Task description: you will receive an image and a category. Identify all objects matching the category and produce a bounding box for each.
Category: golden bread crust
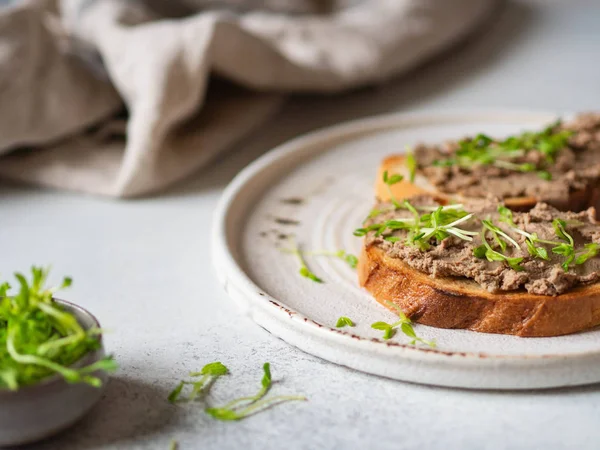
[358,245,600,337]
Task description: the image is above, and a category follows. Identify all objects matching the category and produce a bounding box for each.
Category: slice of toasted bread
[378,155,600,212]
[358,244,600,337]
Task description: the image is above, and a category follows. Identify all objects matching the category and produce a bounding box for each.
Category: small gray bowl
[0,299,108,447]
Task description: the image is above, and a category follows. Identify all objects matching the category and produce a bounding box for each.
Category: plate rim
[212,109,600,368]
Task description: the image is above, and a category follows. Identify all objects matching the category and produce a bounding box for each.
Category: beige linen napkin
[0,0,497,197]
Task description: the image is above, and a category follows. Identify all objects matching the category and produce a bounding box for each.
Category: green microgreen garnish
[483,209,553,266]
[538,171,552,180]
[282,238,358,281]
[168,361,229,403]
[481,219,520,251]
[371,322,396,340]
[525,239,550,261]
[504,214,598,268]
[492,160,537,173]
[362,199,466,223]
[418,207,478,244]
[497,205,515,227]
[473,245,487,259]
[476,214,598,271]
[304,250,358,269]
[575,243,600,265]
[431,122,572,179]
[335,316,355,328]
[551,219,576,271]
[402,200,424,247]
[474,224,524,271]
[371,301,435,347]
[406,148,417,183]
[282,238,323,283]
[382,170,404,208]
[354,219,414,238]
[0,267,117,391]
[299,267,322,282]
[356,203,477,251]
[205,363,307,421]
[502,208,558,260]
[169,440,179,450]
[552,218,574,246]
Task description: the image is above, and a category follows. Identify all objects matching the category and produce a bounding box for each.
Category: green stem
[233,395,307,418]
[386,184,402,209]
[511,227,562,246]
[37,302,85,336]
[188,374,211,401]
[6,325,80,381]
[38,333,83,355]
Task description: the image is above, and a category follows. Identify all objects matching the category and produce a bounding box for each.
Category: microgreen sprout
[431,122,572,179]
[552,219,577,271]
[382,170,404,208]
[492,160,537,174]
[538,171,552,181]
[497,205,515,227]
[473,225,524,271]
[418,207,478,243]
[169,440,179,450]
[371,321,395,340]
[371,301,435,347]
[303,250,358,269]
[0,267,117,390]
[525,239,550,261]
[416,203,466,212]
[499,213,599,268]
[356,203,477,251]
[168,362,229,403]
[405,148,417,183]
[335,316,355,328]
[575,243,600,265]
[354,218,416,238]
[481,219,521,251]
[553,218,574,246]
[205,363,307,421]
[402,199,423,246]
[362,200,465,223]
[281,237,323,283]
[281,238,358,281]
[507,221,559,262]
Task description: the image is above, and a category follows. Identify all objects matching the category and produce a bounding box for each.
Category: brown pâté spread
[364,195,600,296]
[413,114,600,205]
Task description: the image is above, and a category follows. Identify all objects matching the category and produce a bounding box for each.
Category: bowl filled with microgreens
[0,267,117,447]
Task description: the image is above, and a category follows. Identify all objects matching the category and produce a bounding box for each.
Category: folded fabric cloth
[0,0,497,197]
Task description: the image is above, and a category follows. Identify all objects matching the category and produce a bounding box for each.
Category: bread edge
[358,245,600,337]
[378,154,600,212]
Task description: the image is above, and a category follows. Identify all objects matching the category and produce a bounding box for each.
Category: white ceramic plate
[212,111,600,390]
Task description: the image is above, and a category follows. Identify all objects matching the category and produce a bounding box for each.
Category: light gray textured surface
[2,1,600,449]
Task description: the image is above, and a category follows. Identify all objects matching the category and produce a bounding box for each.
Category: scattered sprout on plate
[335,316,355,328]
[371,301,435,348]
[280,237,358,282]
